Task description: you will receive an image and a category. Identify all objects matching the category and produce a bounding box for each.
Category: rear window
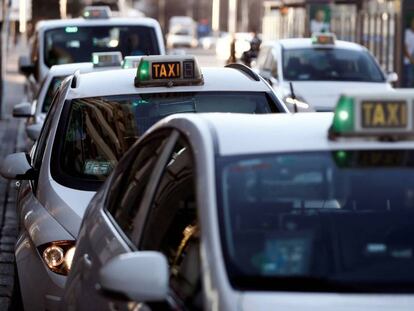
[52,91,276,190]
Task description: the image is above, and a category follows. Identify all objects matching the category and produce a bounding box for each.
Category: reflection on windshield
[283,48,385,82]
[217,151,414,292]
[58,92,273,185]
[44,25,159,67]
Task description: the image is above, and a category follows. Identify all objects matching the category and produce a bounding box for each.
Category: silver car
[13,53,123,143]
[63,93,414,310]
[1,55,287,311]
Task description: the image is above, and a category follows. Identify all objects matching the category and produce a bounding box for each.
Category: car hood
[240,292,414,311]
[282,81,393,111]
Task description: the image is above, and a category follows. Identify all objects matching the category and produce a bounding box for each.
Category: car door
[134,135,203,311]
[63,130,180,311]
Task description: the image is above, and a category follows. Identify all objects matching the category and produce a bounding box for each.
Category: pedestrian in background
[404,17,414,87]
[310,9,330,34]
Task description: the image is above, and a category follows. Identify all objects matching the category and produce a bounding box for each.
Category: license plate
[361,101,408,129]
[152,62,181,79]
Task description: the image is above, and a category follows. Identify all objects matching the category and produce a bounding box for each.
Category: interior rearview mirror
[26,123,42,141]
[99,252,168,302]
[0,152,36,180]
[387,72,398,83]
[13,102,33,118]
[18,56,35,77]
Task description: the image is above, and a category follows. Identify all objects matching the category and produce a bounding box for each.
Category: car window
[140,138,202,309]
[106,134,169,240]
[32,79,68,171]
[42,76,65,113]
[52,91,275,190]
[283,48,385,82]
[216,150,414,292]
[44,25,160,67]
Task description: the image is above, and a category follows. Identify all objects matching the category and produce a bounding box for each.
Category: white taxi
[63,91,414,310]
[18,6,164,95]
[13,52,123,143]
[255,33,397,111]
[0,56,287,311]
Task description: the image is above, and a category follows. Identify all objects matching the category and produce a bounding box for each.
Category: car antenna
[289,81,298,113]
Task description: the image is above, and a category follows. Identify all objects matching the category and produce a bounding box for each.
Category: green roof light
[332,96,355,134]
[137,60,150,81]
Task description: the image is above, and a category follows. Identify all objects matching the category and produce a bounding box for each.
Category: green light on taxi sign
[137,60,150,82]
[332,96,355,134]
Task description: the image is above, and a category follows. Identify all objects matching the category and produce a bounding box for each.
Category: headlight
[38,241,76,275]
[284,96,310,109]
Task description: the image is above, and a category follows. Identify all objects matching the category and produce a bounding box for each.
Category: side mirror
[387,72,398,83]
[0,152,36,180]
[26,123,42,141]
[99,252,168,302]
[18,56,35,77]
[13,102,33,118]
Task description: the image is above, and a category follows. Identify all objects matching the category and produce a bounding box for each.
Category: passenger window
[107,135,168,240]
[140,138,202,310]
[32,80,68,171]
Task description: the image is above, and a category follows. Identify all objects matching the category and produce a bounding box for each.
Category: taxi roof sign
[83,6,111,19]
[92,52,122,68]
[329,90,414,140]
[311,33,336,45]
[122,56,142,69]
[134,55,203,87]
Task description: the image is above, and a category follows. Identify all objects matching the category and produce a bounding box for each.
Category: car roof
[48,62,120,77]
[158,113,414,156]
[66,67,272,99]
[264,38,365,51]
[35,17,160,31]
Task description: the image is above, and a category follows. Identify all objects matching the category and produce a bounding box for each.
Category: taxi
[255,33,397,111]
[0,56,287,311]
[13,52,123,143]
[18,5,164,96]
[62,91,414,310]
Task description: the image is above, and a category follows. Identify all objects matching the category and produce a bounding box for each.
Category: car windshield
[44,25,159,67]
[217,150,414,293]
[283,48,385,82]
[54,92,274,189]
[42,76,65,113]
